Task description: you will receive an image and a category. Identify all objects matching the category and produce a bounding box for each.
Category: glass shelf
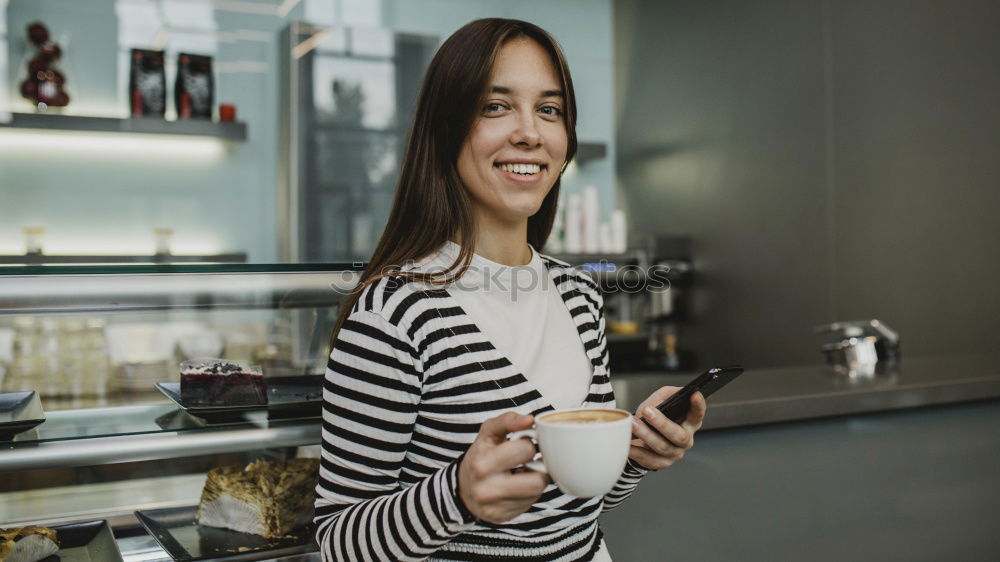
[0,112,248,142]
[1,403,321,471]
[9,401,321,444]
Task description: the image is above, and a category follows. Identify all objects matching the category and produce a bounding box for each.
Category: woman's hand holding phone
[457,412,552,524]
[629,366,743,470]
[628,387,707,471]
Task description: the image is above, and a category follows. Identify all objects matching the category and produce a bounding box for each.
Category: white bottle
[564,194,583,253]
[548,198,565,253]
[582,186,600,253]
[611,209,627,253]
[599,222,613,253]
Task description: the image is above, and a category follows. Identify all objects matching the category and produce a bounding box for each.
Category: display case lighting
[0,238,224,257]
[0,129,225,159]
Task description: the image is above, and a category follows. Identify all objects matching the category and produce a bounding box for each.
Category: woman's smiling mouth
[493,161,547,183]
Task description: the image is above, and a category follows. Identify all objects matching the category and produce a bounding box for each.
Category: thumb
[480,411,534,442]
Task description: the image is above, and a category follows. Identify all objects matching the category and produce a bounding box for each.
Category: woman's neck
[465,212,532,266]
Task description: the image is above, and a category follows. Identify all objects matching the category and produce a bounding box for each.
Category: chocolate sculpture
[19,22,70,109]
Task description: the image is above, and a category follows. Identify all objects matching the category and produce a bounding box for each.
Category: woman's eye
[483,102,507,115]
[539,106,562,118]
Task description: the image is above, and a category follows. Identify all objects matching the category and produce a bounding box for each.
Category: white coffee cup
[510,407,633,497]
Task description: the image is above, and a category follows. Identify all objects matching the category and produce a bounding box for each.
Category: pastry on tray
[0,525,59,562]
[180,359,267,406]
[197,458,320,538]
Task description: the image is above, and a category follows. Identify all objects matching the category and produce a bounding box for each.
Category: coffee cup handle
[507,429,547,474]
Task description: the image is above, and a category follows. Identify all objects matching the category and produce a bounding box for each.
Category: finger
[479,471,551,503]
[479,412,534,443]
[508,470,552,493]
[630,415,673,454]
[684,391,708,430]
[484,435,540,472]
[641,406,693,450]
[628,445,676,471]
[640,386,682,411]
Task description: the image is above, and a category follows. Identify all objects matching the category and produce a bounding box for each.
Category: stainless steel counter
[611,353,1000,430]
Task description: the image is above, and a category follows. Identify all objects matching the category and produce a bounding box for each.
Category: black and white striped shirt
[315,254,648,560]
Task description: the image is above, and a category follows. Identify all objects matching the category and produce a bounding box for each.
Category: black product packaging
[128,48,166,117]
[175,52,214,119]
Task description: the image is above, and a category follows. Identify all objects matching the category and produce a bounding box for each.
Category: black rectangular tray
[38,519,123,562]
[155,376,323,421]
[0,390,45,441]
[135,506,316,561]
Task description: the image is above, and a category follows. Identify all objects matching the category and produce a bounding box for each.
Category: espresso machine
[553,235,694,372]
[637,235,694,371]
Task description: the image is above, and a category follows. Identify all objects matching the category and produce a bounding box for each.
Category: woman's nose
[510,114,542,148]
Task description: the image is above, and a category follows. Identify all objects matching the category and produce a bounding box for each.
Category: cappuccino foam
[540,409,629,425]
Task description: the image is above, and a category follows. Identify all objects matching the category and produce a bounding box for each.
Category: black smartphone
[642,365,744,428]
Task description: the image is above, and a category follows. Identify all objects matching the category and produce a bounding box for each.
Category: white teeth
[498,163,542,175]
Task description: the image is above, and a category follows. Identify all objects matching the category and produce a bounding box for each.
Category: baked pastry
[0,525,59,562]
[197,458,320,538]
[180,359,267,406]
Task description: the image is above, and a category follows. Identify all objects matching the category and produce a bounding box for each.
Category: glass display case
[0,263,360,560]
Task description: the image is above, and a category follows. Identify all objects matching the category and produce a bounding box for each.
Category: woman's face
[456,38,569,229]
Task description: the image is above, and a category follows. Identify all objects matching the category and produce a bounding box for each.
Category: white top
[420,241,594,409]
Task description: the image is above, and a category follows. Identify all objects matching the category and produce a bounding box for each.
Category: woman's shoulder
[537,252,602,297]
[350,274,452,331]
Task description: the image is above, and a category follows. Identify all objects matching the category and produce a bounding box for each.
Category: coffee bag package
[128,48,166,117]
[175,52,214,119]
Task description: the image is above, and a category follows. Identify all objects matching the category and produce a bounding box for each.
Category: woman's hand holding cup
[458,412,551,524]
[629,386,707,471]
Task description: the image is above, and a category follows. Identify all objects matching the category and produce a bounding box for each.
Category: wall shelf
[0,112,247,141]
[577,141,608,161]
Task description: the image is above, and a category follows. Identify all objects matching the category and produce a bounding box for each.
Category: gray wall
[615,0,999,368]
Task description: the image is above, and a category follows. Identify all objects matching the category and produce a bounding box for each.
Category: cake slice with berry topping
[180,359,267,406]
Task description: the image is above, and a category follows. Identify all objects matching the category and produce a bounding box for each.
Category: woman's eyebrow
[489,85,564,98]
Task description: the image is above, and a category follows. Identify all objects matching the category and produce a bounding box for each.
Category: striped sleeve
[601,459,650,512]
[314,309,476,560]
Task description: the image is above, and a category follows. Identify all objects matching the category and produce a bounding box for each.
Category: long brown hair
[330,18,578,345]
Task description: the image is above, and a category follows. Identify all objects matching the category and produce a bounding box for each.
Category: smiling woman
[315,18,705,562]
[323,19,578,307]
[456,38,570,233]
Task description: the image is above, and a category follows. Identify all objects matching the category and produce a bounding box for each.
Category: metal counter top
[611,353,1000,430]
